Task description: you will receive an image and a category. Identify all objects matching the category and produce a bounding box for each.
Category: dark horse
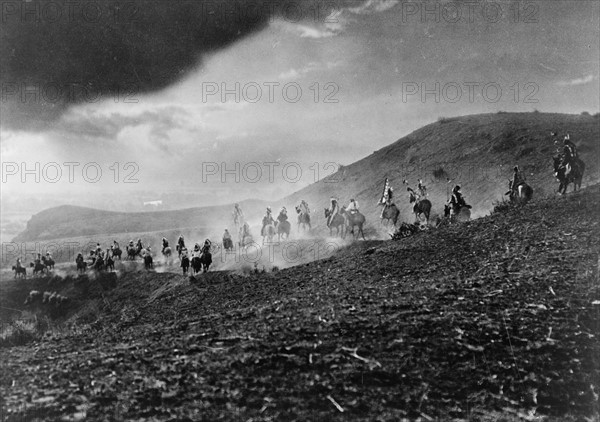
[505,180,533,204]
[30,261,47,276]
[12,266,26,279]
[553,156,585,195]
[295,205,311,232]
[444,203,471,222]
[112,247,122,260]
[76,256,87,273]
[191,252,211,274]
[408,190,431,225]
[41,256,55,270]
[380,203,400,227]
[324,208,345,237]
[340,206,366,240]
[126,244,142,260]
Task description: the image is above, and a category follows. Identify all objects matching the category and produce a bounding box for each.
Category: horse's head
[295,205,301,214]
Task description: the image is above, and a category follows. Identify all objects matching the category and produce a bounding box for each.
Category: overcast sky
[1,0,598,205]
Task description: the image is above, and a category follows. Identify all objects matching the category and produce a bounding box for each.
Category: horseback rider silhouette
[417,179,427,198]
[201,239,211,254]
[449,185,471,210]
[277,207,288,222]
[192,243,201,258]
[347,198,359,214]
[161,237,169,253]
[261,207,275,236]
[561,134,578,175]
[223,229,233,250]
[327,197,339,225]
[510,165,525,194]
[16,257,22,269]
[300,200,310,215]
[233,203,244,226]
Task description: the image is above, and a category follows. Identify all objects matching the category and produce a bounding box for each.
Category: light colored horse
[295,205,311,232]
[262,223,276,245]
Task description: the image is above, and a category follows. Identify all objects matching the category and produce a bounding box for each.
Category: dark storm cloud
[0,0,345,129]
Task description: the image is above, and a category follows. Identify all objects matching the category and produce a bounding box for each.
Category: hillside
[12,112,600,244]
[283,112,600,227]
[1,184,598,421]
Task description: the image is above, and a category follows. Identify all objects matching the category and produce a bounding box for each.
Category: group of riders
[12,134,583,274]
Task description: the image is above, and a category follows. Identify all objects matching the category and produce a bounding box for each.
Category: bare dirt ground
[1,186,598,421]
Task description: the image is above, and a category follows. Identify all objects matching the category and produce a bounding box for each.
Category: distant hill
[13,199,269,242]
[283,112,599,228]
[13,112,599,243]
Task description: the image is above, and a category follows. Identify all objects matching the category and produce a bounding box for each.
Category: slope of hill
[283,112,599,229]
[1,184,598,421]
[12,112,600,244]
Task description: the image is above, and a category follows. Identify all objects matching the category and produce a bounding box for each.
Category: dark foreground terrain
[1,186,599,421]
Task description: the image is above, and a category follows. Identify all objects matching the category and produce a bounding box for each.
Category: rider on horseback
[327,197,339,226]
[300,200,310,215]
[162,237,169,252]
[16,257,22,269]
[261,207,275,236]
[113,240,120,250]
[201,239,211,254]
[561,134,578,175]
[417,179,427,198]
[510,165,525,195]
[347,198,359,214]
[136,239,143,250]
[192,243,201,258]
[233,203,244,225]
[223,229,233,249]
[449,185,471,209]
[277,207,288,222]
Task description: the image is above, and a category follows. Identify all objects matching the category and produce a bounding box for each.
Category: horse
[339,206,366,240]
[444,203,471,222]
[92,255,105,271]
[408,191,432,225]
[144,254,153,270]
[181,255,190,275]
[505,180,533,204]
[12,266,26,279]
[380,203,400,228]
[126,245,142,260]
[76,256,87,273]
[239,224,253,249]
[262,223,276,245]
[30,261,47,276]
[223,237,234,252]
[324,208,345,238]
[553,155,585,195]
[112,247,122,260]
[295,205,311,232]
[190,256,204,275]
[105,249,115,271]
[200,251,212,273]
[41,256,55,270]
[276,220,291,242]
[162,246,173,264]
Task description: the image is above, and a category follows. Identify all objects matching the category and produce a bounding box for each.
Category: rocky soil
[1,186,598,421]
